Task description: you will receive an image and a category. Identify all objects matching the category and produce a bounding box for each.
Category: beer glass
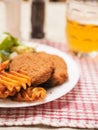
[66,0,98,57]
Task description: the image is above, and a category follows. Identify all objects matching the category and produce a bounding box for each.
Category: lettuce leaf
[0,32,21,52]
[0,32,36,62]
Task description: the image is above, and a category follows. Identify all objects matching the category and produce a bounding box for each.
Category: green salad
[0,32,35,63]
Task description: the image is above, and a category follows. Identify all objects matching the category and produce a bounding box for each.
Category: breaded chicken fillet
[37,52,68,87]
[46,54,68,86]
[10,52,54,86]
[35,52,68,87]
[10,51,68,88]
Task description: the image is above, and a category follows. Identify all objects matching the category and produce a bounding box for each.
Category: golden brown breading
[10,52,54,87]
[38,52,68,87]
[46,54,68,86]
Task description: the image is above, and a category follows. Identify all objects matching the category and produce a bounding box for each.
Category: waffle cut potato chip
[0,60,10,72]
[12,87,46,102]
[0,71,31,98]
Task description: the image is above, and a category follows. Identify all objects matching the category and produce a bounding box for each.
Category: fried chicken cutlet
[46,54,68,87]
[37,52,68,87]
[10,52,54,87]
[10,52,68,88]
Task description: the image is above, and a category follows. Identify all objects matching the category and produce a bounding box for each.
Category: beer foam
[67,1,98,25]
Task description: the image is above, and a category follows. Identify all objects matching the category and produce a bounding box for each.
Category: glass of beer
[66,0,98,57]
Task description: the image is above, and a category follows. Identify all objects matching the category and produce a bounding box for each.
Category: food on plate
[40,53,68,87]
[12,87,46,102]
[0,32,69,102]
[0,60,10,71]
[10,52,54,86]
[10,52,68,88]
[47,54,68,86]
[0,32,35,63]
[0,51,69,102]
[0,70,31,98]
[35,52,68,87]
[0,51,68,102]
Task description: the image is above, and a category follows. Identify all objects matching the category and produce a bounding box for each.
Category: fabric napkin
[0,39,98,128]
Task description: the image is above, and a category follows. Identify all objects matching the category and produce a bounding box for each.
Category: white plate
[0,42,80,108]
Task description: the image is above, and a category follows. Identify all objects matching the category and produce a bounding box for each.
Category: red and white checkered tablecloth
[0,40,98,128]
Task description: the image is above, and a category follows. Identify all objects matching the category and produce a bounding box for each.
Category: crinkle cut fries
[0,60,46,101]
